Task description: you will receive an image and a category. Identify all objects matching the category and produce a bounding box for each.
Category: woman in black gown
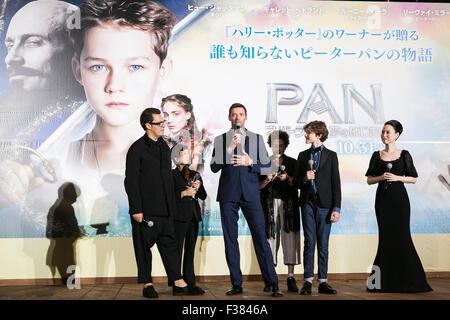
[365,120,432,293]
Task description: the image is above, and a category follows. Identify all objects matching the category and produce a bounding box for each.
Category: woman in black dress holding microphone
[365,120,432,293]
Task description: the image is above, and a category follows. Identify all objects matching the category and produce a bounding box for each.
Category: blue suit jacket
[210,129,270,202]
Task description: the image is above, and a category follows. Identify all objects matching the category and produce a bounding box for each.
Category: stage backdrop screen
[0,0,449,238]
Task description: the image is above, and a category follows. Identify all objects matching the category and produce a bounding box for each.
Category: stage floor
[0,278,449,300]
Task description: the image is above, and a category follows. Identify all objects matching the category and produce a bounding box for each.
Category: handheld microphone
[308,160,314,171]
[234,122,245,154]
[272,165,286,181]
[384,162,392,190]
[307,159,315,186]
[191,172,200,182]
[386,162,393,172]
[142,219,154,228]
[191,172,200,192]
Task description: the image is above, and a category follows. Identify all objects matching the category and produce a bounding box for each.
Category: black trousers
[174,219,199,286]
[131,216,182,284]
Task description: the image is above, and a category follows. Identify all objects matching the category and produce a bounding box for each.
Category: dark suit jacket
[210,129,270,202]
[172,168,207,222]
[124,134,177,218]
[293,147,341,209]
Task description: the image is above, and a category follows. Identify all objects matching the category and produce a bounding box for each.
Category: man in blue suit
[210,103,282,297]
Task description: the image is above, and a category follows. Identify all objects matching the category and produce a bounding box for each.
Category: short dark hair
[303,120,329,142]
[267,130,290,148]
[71,0,176,65]
[384,120,403,136]
[140,107,161,130]
[228,103,247,116]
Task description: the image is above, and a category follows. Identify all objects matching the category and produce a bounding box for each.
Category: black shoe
[318,282,337,294]
[143,285,159,298]
[188,285,205,295]
[287,277,298,292]
[173,285,190,296]
[299,281,312,295]
[263,285,271,292]
[226,285,243,295]
[271,283,283,297]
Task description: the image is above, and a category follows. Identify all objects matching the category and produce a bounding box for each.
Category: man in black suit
[124,108,194,298]
[293,120,341,295]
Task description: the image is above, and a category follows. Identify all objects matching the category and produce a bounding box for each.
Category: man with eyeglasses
[124,108,201,298]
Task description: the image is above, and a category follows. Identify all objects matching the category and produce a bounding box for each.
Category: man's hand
[330,211,340,223]
[133,213,143,223]
[306,170,316,181]
[232,152,253,167]
[278,172,288,181]
[227,134,242,153]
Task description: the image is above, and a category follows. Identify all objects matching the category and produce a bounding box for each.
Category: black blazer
[293,147,341,209]
[172,168,207,222]
[124,134,177,218]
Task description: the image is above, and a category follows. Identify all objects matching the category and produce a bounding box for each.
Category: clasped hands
[182,180,201,198]
[382,172,401,182]
[265,172,288,182]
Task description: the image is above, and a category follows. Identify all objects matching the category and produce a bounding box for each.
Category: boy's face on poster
[73,24,169,127]
[162,101,191,135]
[4,6,65,93]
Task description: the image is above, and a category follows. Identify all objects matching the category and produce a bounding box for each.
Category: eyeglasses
[149,120,166,127]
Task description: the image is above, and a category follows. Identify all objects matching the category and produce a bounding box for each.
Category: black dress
[365,150,432,293]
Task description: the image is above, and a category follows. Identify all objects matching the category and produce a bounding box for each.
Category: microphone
[307,159,315,186]
[191,172,200,183]
[386,162,393,172]
[234,122,245,154]
[272,165,286,181]
[142,218,154,228]
[384,162,392,190]
[191,172,200,192]
[308,159,314,172]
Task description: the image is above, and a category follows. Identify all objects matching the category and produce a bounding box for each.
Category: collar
[310,144,324,154]
[144,133,161,146]
[179,164,189,173]
[229,127,248,133]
